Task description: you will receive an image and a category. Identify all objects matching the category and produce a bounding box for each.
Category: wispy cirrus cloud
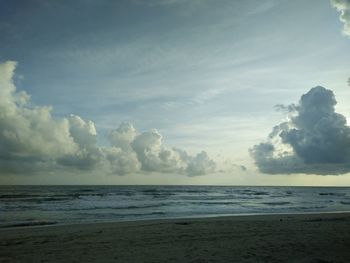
[331,0,350,36]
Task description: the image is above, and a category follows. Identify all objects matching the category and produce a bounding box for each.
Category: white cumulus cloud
[250,86,350,175]
[0,61,216,176]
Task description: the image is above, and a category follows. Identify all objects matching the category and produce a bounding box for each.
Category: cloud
[330,0,350,36]
[250,86,350,175]
[0,61,78,173]
[131,130,187,173]
[0,61,215,176]
[56,115,102,170]
[185,151,216,176]
[107,125,217,176]
[108,122,137,151]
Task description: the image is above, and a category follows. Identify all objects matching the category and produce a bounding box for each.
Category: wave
[120,211,166,217]
[1,196,76,203]
[190,201,241,205]
[53,203,169,212]
[85,211,167,218]
[319,192,346,196]
[298,206,327,210]
[75,189,95,192]
[2,186,350,228]
[0,221,57,228]
[235,189,270,196]
[1,193,110,203]
[237,196,264,200]
[262,202,291,206]
[140,188,211,194]
[0,194,41,199]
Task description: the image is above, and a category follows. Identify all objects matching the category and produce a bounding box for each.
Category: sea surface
[1,185,350,228]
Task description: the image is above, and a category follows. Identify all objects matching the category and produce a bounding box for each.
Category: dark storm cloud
[250,86,350,175]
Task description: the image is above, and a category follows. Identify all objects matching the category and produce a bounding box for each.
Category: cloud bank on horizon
[250,86,350,175]
[331,0,350,36]
[0,61,215,176]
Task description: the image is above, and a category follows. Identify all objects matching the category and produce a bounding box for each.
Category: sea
[1,185,350,228]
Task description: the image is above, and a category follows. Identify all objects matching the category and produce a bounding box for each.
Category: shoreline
[2,210,350,230]
[1,212,350,262]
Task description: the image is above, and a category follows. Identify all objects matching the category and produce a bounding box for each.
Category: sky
[0,0,350,185]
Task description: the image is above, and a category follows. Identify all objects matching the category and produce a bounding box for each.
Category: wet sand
[1,213,350,262]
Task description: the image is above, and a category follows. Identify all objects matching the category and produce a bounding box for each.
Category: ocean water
[1,185,350,228]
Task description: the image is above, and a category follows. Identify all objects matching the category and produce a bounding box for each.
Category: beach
[1,212,350,263]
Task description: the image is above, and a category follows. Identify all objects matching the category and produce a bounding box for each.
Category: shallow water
[0,185,349,227]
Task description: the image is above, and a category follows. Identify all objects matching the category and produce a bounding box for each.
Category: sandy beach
[1,213,350,263]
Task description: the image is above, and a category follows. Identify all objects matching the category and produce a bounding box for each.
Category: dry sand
[1,213,350,262]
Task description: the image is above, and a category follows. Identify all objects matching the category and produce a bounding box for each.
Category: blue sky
[0,0,350,185]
